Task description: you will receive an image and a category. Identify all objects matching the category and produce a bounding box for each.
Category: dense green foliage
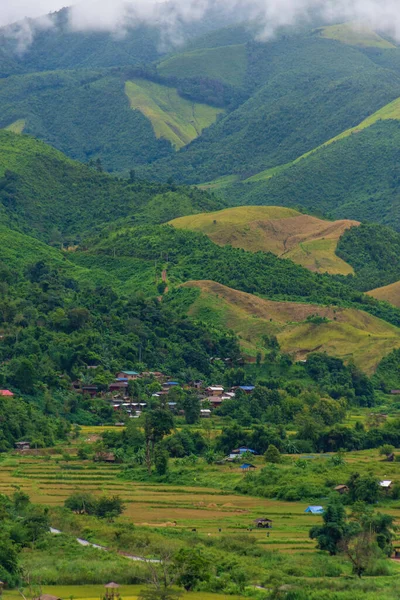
[0,131,224,242]
[228,121,400,230]
[141,35,400,183]
[336,224,400,290]
[0,492,50,586]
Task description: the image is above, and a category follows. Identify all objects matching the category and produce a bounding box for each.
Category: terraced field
[170,206,359,275]
[368,281,400,308]
[0,451,320,553]
[183,280,400,371]
[125,79,223,149]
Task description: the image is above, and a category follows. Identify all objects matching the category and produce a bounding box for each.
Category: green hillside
[0,130,224,241]
[125,79,224,149]
[228,120,400,230]
[0,69,174,172]
[140,33,400,183]
[157,44,248,87]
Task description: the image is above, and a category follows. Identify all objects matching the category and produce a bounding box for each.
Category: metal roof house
[305,506,324,514]
[240,463,256,471]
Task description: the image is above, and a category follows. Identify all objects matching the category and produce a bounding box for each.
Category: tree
[138,548,182,600]
[94,495,125,520]
[347,473,381,504]
[182,392,200,425]
[174,547,212,591]
[309,496,349,555]
[339,530,380,578]
[154,444,169,476]
[65,492,97,514]
[264,444,281,464]
[144,410,174,474]
[379,444,395,459]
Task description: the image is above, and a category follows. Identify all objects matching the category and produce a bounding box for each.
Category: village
[69,369,256,419]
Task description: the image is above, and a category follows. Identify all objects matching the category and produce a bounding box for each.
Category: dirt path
[50,527,160,563]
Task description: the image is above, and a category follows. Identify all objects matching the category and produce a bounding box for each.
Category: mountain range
[1,10,400,396]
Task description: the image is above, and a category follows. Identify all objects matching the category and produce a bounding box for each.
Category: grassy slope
[368,281,400,308]
[247,93,400,182]
[4,119,25,134]
[170,206,359,275]
[318,23,396,48]
[157,44,248,87]
[125,79,224,149]
[184,280,400,373]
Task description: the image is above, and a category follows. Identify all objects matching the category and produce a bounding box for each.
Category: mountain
[139,26,400,184]
[183,280,400,373]
[169,206,359,275]
[221,107,400,230]
[0,130,224,242]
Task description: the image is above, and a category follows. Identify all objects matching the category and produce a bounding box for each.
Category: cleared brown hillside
[184,280,400,373]
[368,281,400,308]
[170,206,359,275]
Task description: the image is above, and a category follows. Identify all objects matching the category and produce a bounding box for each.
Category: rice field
[4,585,243,600]
[0,451,321,552]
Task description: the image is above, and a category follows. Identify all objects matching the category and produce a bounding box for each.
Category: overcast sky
[3,1,400,42]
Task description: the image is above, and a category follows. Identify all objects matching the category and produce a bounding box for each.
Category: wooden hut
[334,485,349,495]
[104,583,120,600]
[254,518,273,529]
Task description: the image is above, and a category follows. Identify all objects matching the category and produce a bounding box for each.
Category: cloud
[3,0,400,52]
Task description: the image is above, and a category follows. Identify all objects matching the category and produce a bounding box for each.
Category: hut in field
[254,518,273,528]
[334,485,349,495]
[104,583,120,600]
[240,463,256,471]
[33,595,62,600]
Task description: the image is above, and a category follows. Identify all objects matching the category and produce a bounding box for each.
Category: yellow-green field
[318,22,396,48]
[4,119,26,134]
[183,280,400,372]
[158,44,247,87]
[125,79,223,149]
[170,206,359,275]
[368,280,400,308]
[4,445,400,555]
[0,452,322,553]
[4,585,243,600]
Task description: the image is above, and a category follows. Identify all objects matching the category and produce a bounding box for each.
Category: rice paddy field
[3,436,400,554]
[3,585,243,600]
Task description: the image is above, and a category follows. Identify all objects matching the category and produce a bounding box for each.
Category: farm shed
[240,463,256,471]
[15,441,31,451]
[334,485,349,494]
[254,518,273,528]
